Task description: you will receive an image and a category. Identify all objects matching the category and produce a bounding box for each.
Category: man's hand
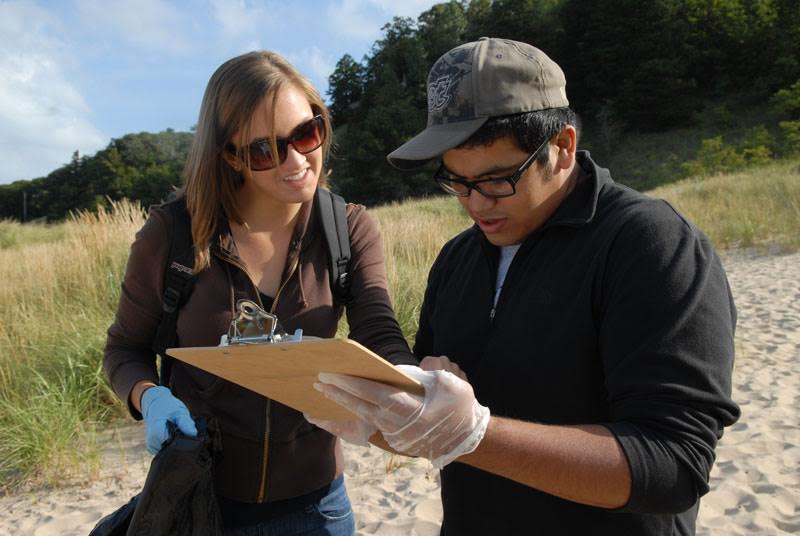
[314,365,490,468]
[419,355,468,381]
[141,386,197,454]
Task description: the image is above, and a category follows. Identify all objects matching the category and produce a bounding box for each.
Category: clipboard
[165,300,423,421]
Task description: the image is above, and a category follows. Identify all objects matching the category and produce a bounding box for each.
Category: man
[313,38,740,534]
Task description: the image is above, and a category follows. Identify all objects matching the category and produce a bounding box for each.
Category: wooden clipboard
[167,339,423,421]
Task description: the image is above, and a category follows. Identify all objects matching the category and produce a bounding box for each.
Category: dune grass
[0,219,67,250]
[650,159,800,252]
[0,160,798,489]
[0,200,145,489]
[335,196,470,343]
[369,197,470,343]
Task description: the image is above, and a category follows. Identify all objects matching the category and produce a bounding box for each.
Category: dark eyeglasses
[434,137,550,198]
[226,115,326,171]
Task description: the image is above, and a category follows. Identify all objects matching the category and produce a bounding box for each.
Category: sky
[0,0,441,184]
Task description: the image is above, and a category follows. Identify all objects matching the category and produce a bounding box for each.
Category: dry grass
[371,197,470,343]
[0,200,145,487]
[651,160,800,252]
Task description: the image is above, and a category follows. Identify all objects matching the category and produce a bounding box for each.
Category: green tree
[0,130,193,220]
[418,1,468,64]
[561,0,699,130]
[772,80,800,155]
[680,0,783,98]
[469,0,566,58]
[327,54,365,126]
[330,17,436,205]
[463,0,491,41]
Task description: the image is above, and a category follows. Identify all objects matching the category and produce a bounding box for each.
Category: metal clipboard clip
[219,299,316,347]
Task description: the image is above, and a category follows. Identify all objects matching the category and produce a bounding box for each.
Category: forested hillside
[0,130,192,221]
[2,0,798,218]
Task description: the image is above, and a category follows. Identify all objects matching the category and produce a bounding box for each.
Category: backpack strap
[314,188,352,305]
[152,196,196,386]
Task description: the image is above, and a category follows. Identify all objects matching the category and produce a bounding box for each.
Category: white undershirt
[494,244,521,306]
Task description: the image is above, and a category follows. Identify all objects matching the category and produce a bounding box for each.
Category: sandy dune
[0,251,797,535]
[696,251,800,536]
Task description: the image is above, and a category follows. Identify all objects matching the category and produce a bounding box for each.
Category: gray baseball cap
[387,37,569,170]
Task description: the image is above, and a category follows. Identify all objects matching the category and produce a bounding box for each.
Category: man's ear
[554,126,577,171]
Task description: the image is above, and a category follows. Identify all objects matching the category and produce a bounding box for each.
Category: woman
[103,51,416,535]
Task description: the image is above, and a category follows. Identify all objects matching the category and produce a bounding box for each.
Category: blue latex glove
[141,386,197,454]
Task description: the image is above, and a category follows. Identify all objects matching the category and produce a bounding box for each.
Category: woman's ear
[222,151,242,172]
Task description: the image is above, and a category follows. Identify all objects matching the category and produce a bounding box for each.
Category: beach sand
[1,251,797,535]
[696,251,800,536]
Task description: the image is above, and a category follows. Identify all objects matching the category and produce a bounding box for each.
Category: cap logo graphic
[428,75,454,112]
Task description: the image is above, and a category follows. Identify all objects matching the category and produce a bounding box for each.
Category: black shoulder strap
[315,188,352,305]
[152,196,196,386]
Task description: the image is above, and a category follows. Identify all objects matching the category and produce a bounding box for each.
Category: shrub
[778,120,800,156]
[681,128,774,177]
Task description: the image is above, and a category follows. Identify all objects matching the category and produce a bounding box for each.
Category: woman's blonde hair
[183,51,333,271]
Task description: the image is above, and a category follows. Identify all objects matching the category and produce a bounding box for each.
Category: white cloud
[210,0,271,54]
[326,0,385,41]
[326,0,439,41]
[364,0,441,17]
[212,0,267,38]
[0,0,105,183]
[285,46,336,90]
[209,2,335,91]
[74,0,194,55]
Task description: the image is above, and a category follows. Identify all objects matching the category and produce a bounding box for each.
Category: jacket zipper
[218,250,299,503]
[256,253,300,502]
[488,251,499,324]
[222,254,273,502]
[270,255,299,314]
[488,246,523,325]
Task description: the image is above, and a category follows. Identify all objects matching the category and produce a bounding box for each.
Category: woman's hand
[141,386,197,454]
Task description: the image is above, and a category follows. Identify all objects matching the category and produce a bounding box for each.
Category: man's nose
[464,188,497,213]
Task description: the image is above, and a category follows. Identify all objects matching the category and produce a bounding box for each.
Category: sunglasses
[226,115,326,171]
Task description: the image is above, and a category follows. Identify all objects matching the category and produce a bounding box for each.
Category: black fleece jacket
[415,151,740,535]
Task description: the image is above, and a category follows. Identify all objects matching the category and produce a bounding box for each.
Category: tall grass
[0,200,145,488]
[371,197,471,344]
[651,160,800,251]
[335,196,471,343]
[1,161,797,489]
[0,219,67,250]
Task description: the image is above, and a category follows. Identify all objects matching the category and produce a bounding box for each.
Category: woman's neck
[233,189,303,234]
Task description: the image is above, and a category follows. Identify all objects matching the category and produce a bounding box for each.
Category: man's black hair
[459,107,580,166]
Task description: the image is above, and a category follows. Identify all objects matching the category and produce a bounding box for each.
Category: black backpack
[151,188,351,385]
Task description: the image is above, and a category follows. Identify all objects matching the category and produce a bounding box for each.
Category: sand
[1,250,797,535]
[696,251,800,536]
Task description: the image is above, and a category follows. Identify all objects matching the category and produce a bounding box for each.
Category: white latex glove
[315,365,490,469]
[303,412,377,447]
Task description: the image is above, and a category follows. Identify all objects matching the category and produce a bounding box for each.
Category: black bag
[89,419,223,536]
[88,495,138,536]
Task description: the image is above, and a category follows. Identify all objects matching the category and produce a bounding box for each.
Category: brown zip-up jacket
[104,193,417,503]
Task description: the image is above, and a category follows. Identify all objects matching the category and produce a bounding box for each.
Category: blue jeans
[223,476,354,536]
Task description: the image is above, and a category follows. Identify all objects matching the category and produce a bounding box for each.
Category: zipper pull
[489,307,496,321]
